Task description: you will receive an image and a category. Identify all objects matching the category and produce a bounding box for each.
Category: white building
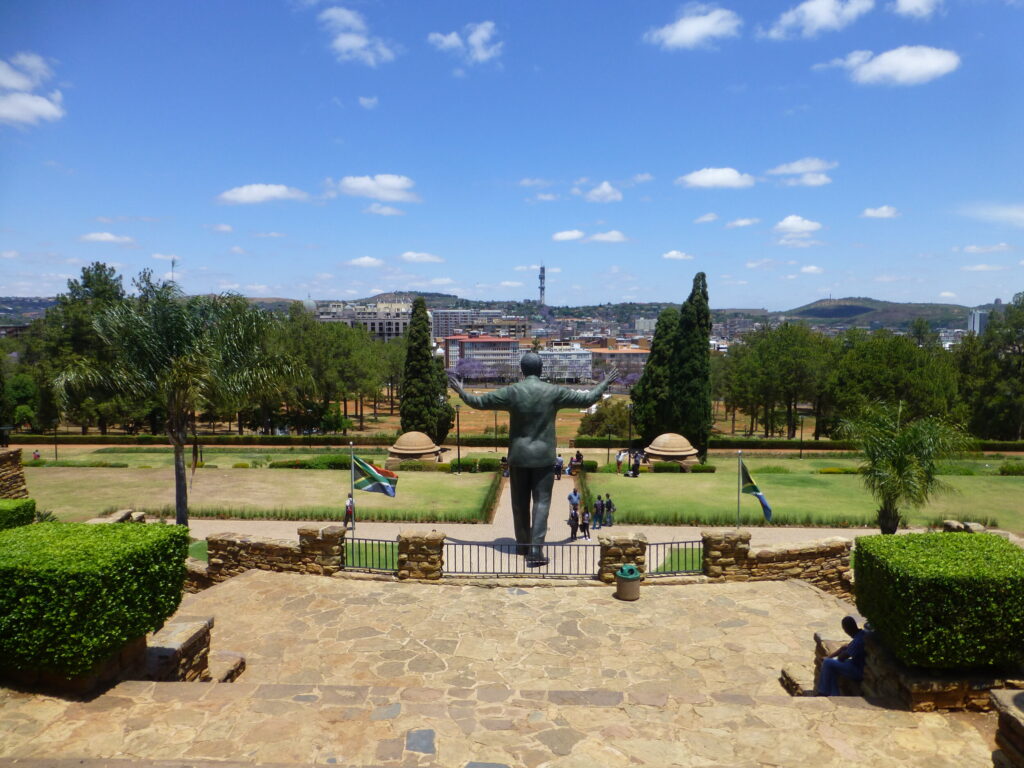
[968,309,989,335]
[315,301,416,342]
[539,343,592,382]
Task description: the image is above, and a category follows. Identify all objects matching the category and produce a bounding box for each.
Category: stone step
[208,649,246,682]
[780,664,816,696]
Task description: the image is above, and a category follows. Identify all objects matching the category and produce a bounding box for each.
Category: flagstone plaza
[0,569,997,767]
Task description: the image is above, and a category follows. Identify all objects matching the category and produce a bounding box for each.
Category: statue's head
[520,351,542,377]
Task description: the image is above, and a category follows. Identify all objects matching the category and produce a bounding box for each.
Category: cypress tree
[674,273,713,460]
[630,307,680,446]
[400,297,450,444]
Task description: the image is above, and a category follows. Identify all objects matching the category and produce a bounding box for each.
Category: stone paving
[0,571,997,767]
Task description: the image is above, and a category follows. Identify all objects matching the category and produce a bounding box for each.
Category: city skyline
[1,1,1022,310]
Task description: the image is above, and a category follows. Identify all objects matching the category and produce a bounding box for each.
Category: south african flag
[353,456,398,497]
[741,461,772,522]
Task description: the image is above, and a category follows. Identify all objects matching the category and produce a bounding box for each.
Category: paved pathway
[0,572,996,766]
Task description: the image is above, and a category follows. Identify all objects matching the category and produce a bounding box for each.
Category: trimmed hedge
[477,457,501,472]
[652,461,681,473]
[449,458,478,473]
[0,522,189,677]
[0,499,36,530]
[690,463,717,473]
[999,461,1024,476]
[268,454,352,470]
[855,533,1024,670]
[819,467,860,474]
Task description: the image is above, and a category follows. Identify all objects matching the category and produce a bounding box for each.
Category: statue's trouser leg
[528,465,555,558]
[508,466,533,555]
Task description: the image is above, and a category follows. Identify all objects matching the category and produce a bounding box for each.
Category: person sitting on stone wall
[816,616,867,696]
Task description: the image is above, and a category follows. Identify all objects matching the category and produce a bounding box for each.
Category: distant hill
[781,297,971,328]
[0,296,57,325]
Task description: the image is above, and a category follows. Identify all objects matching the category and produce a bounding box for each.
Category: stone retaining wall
[397,529,445,580]
[146,616,213,682]
[0,448,29,499]
[597,533,647,584]
[701,530,852,599]
[993,690,1024,767]
[203,525,346,584]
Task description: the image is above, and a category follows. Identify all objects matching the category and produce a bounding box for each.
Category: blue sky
[1,0,1022,310]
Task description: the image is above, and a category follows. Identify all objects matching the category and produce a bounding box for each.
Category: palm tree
[57,272,296,526]
[840,402,973,534]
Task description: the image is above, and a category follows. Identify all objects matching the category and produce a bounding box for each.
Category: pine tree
[400,297,450,444]
[630,307,680,446]
[674,273,713,460]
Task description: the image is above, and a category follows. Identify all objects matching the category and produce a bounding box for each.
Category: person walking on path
[603,493,615,526]
[554,454,564,480]
[593,496,604,530]
[631,451,641,478]
[343,493,355,529]
[568,507,579,541]
[567,487,580,515]
[580,507,591,540]
[450,353,618,566]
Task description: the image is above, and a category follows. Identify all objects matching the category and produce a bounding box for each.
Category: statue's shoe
[526,557,549,567]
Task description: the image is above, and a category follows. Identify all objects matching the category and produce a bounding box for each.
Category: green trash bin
[614,563,642,601]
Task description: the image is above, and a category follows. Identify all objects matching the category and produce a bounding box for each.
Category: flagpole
[736,450,741,530]
[349,440,355,534]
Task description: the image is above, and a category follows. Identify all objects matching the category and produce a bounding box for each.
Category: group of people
[615,449,645,477]
[554,450,585,480]
[565,488,616,541]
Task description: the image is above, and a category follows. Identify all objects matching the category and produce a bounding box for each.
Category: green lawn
[25,467,495,523]
[652,545,703,573]
[346,540,397,570]
[188,540,208,561]
[585,458,1024,533]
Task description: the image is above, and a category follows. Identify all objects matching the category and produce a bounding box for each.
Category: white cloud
[585,181,623,203]
[963,243,1011,254]
[632,173,654,184]
[726,217,760,228]
[79,232,134,244]
[365,202,404,216]
[746,258,772,269]
[774,215,824,247]
[662,250,695,260]
[213,223,233,232]
[348,256,384,267]
[862,205,900,218]
[939,291,956,299]
[0,52,64,127]
[589,230,627,242]
[151,253,176,261]
[515,265,562,272]
[358,96,378,110]
[430,277,454,286]
[218,184,308,204]
[552,229,585,242]
[962,204,1024,228]
[890,0,942,18]
[318,6,396,67]
[962,264,1007,272]
[499,281,523,288]
[767,157,837,186]
[256,232,286,238]
[645,5,742,49]
[677,167,755,188]
[764,0,874,39]
[818,46,960,85]
[534,193,558,202]
[801,265,825,274]
[428,21,503,65]
[230,246,245,255]
[694,212,719,223]
[334,174,420,202]
[245,283,270,294]
[401,251,443,263]
[1,250,19,259]
[519,178,551,187]
[791,172,833,187]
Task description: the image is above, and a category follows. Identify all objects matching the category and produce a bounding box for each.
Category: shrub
[855,533,1024,670]
[398,460,429,471]
[690,463,717,473]
[436,462,450,473]
[753,465,791,474]
[268,454,351,470]
[449,458,478,473]
[0,522,188,677]
[652,461,681,473]
[580,460,598,473]
[0,499,36,530]
[476,457,501,473]
[232,462,250,469]
[998,461,1024,476]
[818,467,859,474]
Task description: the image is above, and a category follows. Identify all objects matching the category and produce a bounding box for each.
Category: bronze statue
[449,352,618,566]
